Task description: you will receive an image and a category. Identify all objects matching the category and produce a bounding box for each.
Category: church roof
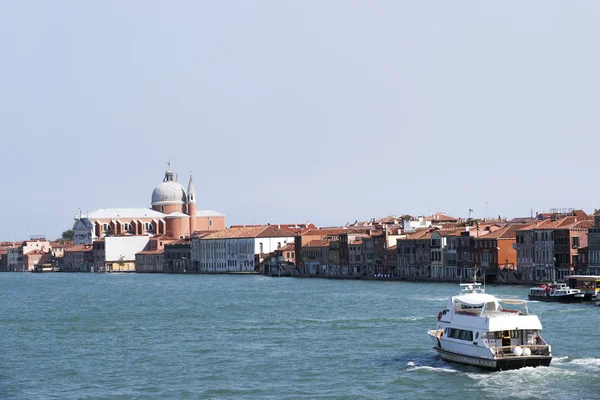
[87,208,166,220]
[197,210,225,217]
[151,166,187,206]
[165,211,190,219]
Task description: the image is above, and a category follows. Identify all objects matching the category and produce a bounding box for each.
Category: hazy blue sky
[1,1,600,241]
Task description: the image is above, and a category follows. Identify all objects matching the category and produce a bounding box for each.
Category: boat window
[510,330,519,338]
[467,331,473,341]
[459,330,468,340]
[475,332,479,339]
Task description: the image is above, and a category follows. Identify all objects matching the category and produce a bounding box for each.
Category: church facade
[72,165,226,245]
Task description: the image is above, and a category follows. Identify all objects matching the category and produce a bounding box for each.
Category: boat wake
[405,362,460,374]
[565,357,600,372]
[414,296,448,302]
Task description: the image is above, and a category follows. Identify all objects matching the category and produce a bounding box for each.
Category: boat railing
[491,345,551,358]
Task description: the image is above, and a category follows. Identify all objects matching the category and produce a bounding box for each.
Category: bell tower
[187,173,197,235]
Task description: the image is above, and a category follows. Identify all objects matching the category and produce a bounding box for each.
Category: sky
[1,1,600,241]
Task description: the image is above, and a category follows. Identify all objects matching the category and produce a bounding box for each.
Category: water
[1,274,599,399]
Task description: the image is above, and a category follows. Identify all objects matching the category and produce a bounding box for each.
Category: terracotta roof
[375,216,401,224]
[516,220,554,232]
[137,249,164,255]
[434,228,461,237]
[508,217,536,224]
[64,244,94,252]
[304,239,329,247]
[278,243,295,252]
[403,229,433,240]
[571,220,594,230]
[202,226,296,240]
[425,212,459,222]
[476,225,519,240]
[573,210,588,218]
[301,228,368,237]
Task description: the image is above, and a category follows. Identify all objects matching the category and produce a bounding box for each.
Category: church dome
[151,166,187,206]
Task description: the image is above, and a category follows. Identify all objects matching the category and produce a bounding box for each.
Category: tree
[55,229,74,243]
[61,230,74,241]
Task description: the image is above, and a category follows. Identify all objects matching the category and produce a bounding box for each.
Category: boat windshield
[497,300,529,315]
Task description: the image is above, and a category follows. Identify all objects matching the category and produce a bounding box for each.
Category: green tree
[61,229,74,241]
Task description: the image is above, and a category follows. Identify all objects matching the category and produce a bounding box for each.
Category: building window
[209,220,213,227]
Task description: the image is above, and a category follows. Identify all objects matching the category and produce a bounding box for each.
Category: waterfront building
[455,230,477,280]
[192,226,296,273]
[533,222,560,281]
[63,244,94,272]
[6,247,20,271]
[362,231,388,276]
[301,240,330,275]
[430,229,459,279]
[135,248,165,273]
[444,234,459,278]
[397,229,433,278]
[72,164,226,245]
[92,240,106,272]
[516,215,593,281]
[473,225,520,282]
[276,243,296,265]
[0,250,6,271]
[0,242,18,271]
[515,223,542,281]
[587,215,600,275]
[299,228,369,276]
[553,219,593,279]
[164,240,192,273]
[4,239,51,272]
[135,237,177,273]
[23,250,52,272]
[105,236,150,272]
[348,239,363,276]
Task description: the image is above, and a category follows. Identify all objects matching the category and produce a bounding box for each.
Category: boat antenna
[482,268,486,292]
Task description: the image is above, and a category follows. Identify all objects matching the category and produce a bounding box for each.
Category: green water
[1,274,598,399]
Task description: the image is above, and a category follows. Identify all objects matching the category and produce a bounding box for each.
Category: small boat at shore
[427,282,552,371]
[528,283,585,303]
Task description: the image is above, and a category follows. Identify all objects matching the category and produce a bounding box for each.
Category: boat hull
[528,294,584,303]
[434,346,552,371]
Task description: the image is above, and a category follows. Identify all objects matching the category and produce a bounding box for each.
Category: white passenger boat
[427,282,552,371]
